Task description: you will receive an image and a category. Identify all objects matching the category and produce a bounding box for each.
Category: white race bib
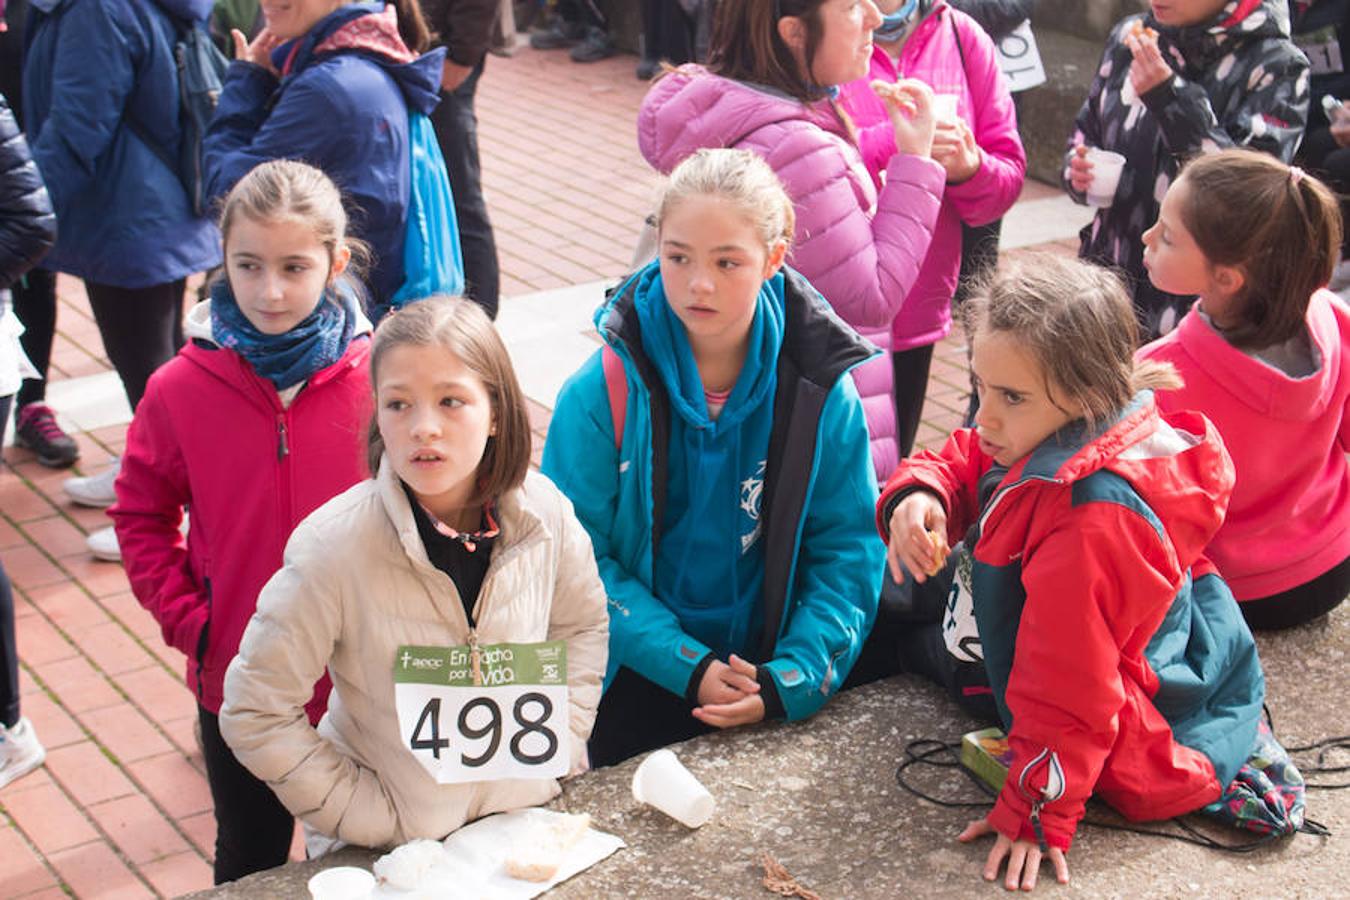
[1295,26,1344,77]
[394,641,569,784]
[996,21,1047,93]
[942,545,984,663]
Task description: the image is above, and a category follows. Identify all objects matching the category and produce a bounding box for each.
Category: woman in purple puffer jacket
[639,0,944,482]
[840,0,1025,462]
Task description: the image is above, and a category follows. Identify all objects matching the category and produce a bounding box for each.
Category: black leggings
[12,267,57,408]
[84,279,185,411]
[1,393,17,727]
[197,706,294,884]
[587,666,713,769]
[1239,555,1349,632]
[892,344,936,460]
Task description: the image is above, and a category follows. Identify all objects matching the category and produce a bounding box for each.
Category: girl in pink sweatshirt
[839,0,1026,462]
[1138,148,1349,629]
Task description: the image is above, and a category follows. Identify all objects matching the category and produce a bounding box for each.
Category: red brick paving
[0,41,1056,899]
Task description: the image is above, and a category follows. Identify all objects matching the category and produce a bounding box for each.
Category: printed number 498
[410,694,558,766]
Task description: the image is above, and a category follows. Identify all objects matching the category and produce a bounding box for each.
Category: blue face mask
[875,0,920,42]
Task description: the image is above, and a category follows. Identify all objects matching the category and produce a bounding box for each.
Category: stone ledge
[188,607,1347,898]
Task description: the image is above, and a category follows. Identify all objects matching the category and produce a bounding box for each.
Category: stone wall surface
[188,607,1349,899]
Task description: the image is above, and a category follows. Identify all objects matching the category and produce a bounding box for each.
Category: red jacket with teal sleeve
[876,394,1265,850]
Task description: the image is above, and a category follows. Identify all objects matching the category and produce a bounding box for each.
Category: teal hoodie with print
[543,262,884,720]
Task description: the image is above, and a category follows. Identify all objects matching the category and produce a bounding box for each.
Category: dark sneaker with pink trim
[14,403,79,468]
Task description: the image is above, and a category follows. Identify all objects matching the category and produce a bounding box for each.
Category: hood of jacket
[597,261,876,394]
[152,0,213,22]
[638,64,847,175]
[1167,296,1341,421]
[1146,0,1291,73]
[980,393,1234,572]
[273,2,444,116]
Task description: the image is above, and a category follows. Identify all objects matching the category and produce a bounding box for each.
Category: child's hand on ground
[1067,144,1093,194]
[886,490,948,584]
[232,27,282,77]
[1124,28,1173,96]
[693,655,765,728]
[872,78,937,158]
[932,120,981,184]
[958,817,1070,891]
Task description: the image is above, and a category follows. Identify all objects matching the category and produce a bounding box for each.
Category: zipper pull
[1028,801,1048,854]
[469,629,482,687]
[276,417,289,460]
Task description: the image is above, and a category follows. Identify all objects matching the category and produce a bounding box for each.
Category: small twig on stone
[761,853,823,900]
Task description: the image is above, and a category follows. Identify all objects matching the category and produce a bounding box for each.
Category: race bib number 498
[394,641,569,784]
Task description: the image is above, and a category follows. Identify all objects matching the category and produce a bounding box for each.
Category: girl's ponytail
[391,0,432,54]
[1177,149,1343,350]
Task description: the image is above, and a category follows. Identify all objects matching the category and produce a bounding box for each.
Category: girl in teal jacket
[542,149,884,767]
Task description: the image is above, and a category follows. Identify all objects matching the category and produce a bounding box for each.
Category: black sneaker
[570,26,615,63]
[530,19,587,50]
[14,403,79,468]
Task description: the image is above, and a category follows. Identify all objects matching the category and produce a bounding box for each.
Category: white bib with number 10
[394,641,569,784]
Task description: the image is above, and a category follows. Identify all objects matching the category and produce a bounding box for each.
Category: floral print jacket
[1063,0,1309,339]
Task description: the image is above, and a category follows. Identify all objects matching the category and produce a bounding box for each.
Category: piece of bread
[926,530,950,577]
[504,812,592,883]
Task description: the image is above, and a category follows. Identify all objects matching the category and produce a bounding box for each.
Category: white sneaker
[86,525,122,563]
[63,458,121,508]
[0,717,46,790]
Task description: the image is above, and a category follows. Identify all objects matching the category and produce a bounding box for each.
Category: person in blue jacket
[542,149,884,768]
[22,0,222,412]
[205,0,442,317]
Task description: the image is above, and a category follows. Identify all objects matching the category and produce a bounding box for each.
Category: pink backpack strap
[600,344,627,450]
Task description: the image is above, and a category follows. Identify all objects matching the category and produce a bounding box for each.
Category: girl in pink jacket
[839,0,1025,462]
[111,160,373,885]
[638,0,946,482]
[1138,149,1349,630]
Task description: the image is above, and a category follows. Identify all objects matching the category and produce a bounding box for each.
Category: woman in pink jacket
[840,0,1025,461]
[638,0,945,482]
[110,161,373,885]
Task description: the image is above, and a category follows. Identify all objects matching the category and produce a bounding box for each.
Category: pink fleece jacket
[1138,292,1350,600]
[638,64,945,480]
[841,6,1025,352]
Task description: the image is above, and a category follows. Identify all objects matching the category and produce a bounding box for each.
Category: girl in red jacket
[879,254,1270,890]
[110,160,374,885]
[1138,149,1349,630]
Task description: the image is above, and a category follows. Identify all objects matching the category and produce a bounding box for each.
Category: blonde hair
[1176,149,1342,349]
[964,253,1181,429]
[219,159,369,290]
[366,296,531,504]
[656,148,795,255]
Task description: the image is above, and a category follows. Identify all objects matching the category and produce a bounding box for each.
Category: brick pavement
[0,43,1079,899]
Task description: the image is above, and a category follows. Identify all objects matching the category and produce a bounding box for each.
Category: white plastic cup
[631,748,715,828]
[307,866,375,900]
[1085,148,1126,207]
[932,93,960,125]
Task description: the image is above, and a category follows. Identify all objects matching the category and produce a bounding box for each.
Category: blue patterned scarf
[209,278,358,389]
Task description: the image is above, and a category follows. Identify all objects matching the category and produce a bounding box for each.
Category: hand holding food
[1123,20,1172,96]
[886,490,949,584]
[872,78,937,159]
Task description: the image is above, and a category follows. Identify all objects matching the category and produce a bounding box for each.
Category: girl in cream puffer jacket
[220,298,608,850]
